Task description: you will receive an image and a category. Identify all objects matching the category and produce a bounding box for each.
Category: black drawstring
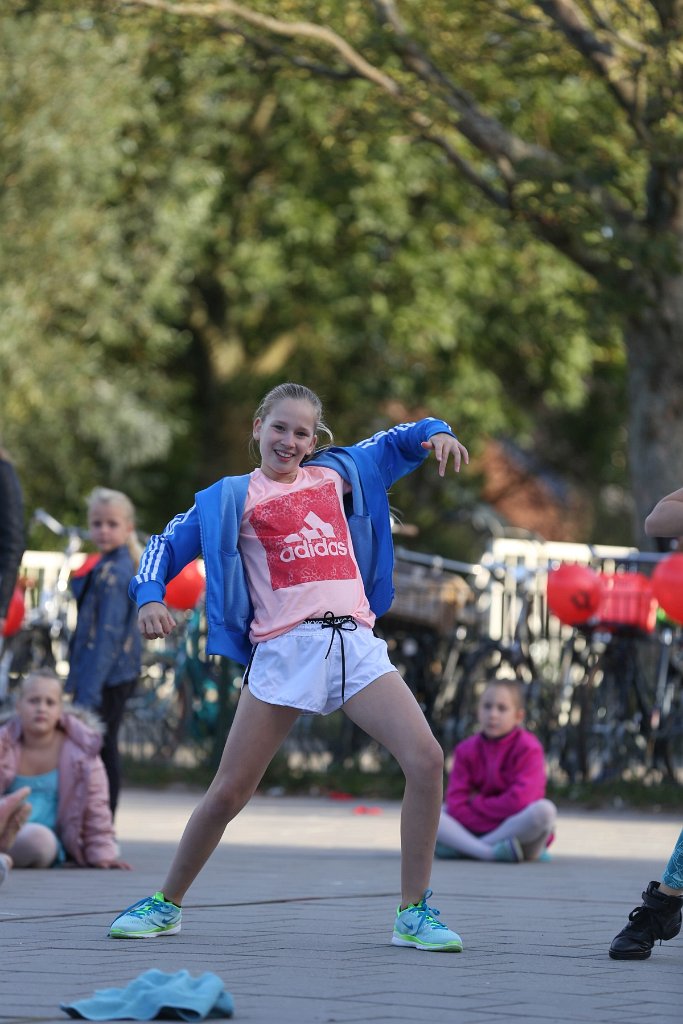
[303,611,357,704]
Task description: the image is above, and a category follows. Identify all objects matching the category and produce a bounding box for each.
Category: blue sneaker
[434,840,464,860]
[109,892,181,938]
[392,889,463,952]
[493,837,524,862]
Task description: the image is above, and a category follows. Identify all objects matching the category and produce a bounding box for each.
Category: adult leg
[0,787,32,852]
[160,687,299,905]
[0,854,11,886]
[480,799,557,861]
[609,827,683,959]
[661,826,683,894]
[98,680,136,816]
[343,672,444,908]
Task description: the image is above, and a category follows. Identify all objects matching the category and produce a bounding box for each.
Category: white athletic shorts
[243,617,396,715]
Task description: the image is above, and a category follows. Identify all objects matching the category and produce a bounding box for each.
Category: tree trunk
[625,269,683,540]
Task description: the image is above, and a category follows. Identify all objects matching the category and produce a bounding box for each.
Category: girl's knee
[404,735,444,783]
[530,799,557,830]
[205,776,253,820]
[10,823,58,868]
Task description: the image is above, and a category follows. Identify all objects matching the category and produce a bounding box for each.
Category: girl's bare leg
[8,823,58,868]
[161,687,299,905]
[343,672,444,909]
[437,809,495,859]
[481,799,557,860]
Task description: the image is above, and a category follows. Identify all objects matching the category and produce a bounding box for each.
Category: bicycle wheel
[577,635,651,782]
[653,662,683,783]
[4,624,56,677]
[119,659,190,763]
[546,634,594,784]
[438,642,514,750]
[430,623,475,747]
[375,621,445,726]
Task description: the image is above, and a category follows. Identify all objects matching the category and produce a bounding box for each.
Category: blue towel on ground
[60,969,234,1021]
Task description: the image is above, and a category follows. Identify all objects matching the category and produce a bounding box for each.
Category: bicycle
[273,547,477,775]
[546,555,672,783]
[119,603,243,768]
[0,509,87,701]
[431,558,555,753]
[375,547,478,738]
[644,615,683,782]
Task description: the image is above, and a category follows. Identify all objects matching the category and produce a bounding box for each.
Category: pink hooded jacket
[444,726,547,835]
[0,710,118,866]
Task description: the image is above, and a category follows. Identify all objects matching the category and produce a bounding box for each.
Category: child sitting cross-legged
[436,680,557,863]
[0,669,130,870]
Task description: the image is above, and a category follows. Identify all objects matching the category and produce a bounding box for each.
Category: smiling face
[477,682,524,739]
[253,397,318,484]
[17,674,63,738]
[88,500,132,554]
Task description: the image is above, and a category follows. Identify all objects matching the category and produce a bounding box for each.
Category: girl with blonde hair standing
[66,488,142,815]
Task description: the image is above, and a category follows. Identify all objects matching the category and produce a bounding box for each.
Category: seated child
[0,669,130,869]
[436,679,557,862]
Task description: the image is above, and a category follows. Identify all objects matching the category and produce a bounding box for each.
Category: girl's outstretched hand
[422,433,470,477]
[138,601,176,640]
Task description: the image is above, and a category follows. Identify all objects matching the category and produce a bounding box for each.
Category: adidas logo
[280,512,348,562]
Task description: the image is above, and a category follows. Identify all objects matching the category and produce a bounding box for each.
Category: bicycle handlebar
[32,509,88,541]
[394,546,551,587]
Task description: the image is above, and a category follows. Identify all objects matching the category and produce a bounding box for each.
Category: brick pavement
[0,789,682,1024]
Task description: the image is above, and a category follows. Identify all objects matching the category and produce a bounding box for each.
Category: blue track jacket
[130,418,455,665]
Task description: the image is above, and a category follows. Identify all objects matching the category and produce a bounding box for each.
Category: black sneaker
[609,881,683,960]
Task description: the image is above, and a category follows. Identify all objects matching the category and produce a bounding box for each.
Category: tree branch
[371,0,553,169]
[118,0,400,94]
[117,0,637,283]
[534,0,645,126]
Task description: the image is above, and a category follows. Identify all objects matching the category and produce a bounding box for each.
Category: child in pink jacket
[436,679,556,862]
[0,669,130,869]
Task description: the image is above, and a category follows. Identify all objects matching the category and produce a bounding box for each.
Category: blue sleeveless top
[8,771,65,865]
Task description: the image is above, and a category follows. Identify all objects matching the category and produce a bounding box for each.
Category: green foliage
[0,3,628,545]
[0,9,189,518]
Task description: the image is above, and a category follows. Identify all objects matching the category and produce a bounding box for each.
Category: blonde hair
[86,487,143,564]
[20,668,63,697]
[249,382,333,462]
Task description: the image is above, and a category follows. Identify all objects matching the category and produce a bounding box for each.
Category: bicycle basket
[386,567,474,635]
[596,572,657,633]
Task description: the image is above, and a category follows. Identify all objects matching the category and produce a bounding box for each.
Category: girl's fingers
[422,437,469,475]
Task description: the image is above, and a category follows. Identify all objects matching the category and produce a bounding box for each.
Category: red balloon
[598,572,657,632]
[547,563,603,625]
[165,560,205,611]
[651,553,683,625]
[2,586,25,637]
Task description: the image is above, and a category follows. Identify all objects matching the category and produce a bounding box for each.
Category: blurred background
[4,1,683,796]
[6,1,683,556]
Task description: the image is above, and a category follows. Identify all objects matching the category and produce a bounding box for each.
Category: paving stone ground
[1,788,682,1024]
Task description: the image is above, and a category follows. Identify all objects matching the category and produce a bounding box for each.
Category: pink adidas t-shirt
[239,466,374,643]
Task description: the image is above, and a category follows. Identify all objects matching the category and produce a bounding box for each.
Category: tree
[0,8,189,519]
[116,0,683,536]
[3,2,624,547]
